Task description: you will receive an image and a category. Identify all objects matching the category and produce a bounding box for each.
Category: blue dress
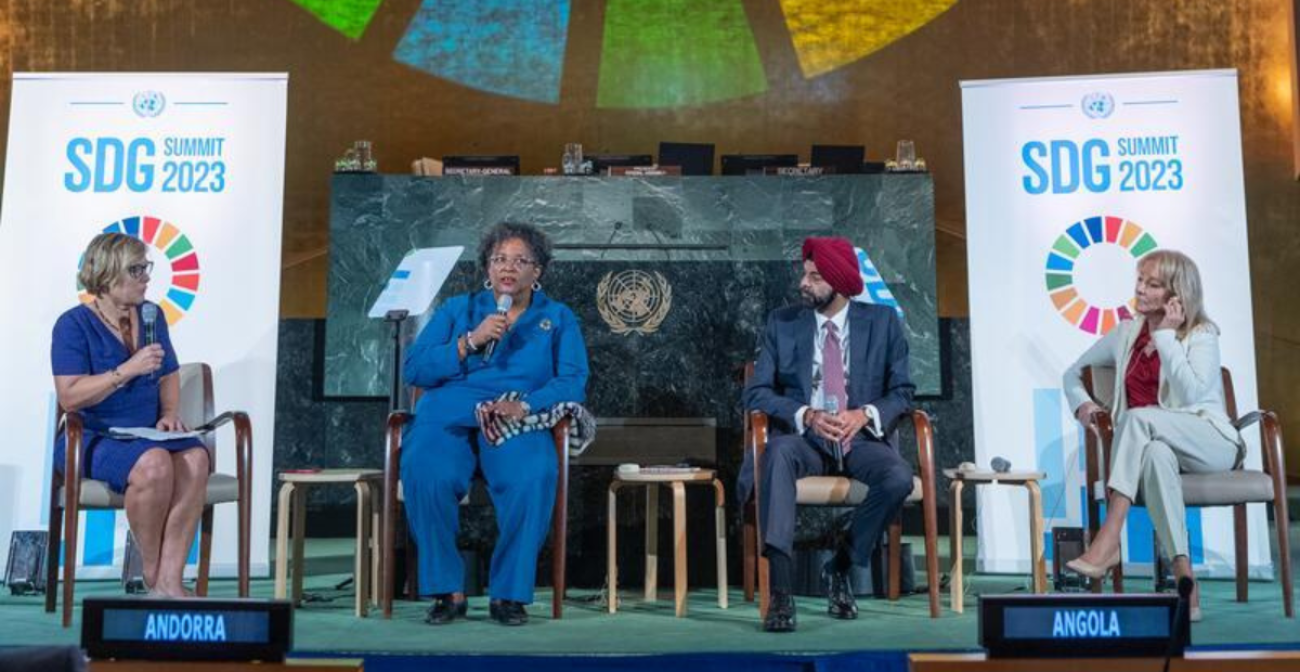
[400,289,589,603]
[50,302,204,493]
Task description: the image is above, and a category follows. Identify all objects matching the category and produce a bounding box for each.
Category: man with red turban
[739,236,915,633]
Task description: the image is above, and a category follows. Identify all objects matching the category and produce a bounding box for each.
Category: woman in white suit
[1062,250,1242,620]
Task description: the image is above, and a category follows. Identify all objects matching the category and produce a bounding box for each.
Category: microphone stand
[337,308,408,593]
[1161,576,1194,672]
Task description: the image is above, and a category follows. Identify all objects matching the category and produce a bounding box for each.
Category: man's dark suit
[740,301,916,566]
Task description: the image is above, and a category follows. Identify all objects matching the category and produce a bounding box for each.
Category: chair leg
[45,478,63,614]
[196,506,215,597]
[923,493,941,618]
[403,505,419,601]
[607,483,619,614]
[61,495,79,628]
[552,477,568,621]
[888,518,902,601]
[742,502,756,603]
[1274,492,1294,617]
[714,479,728,610]
[1234,504,1248,603]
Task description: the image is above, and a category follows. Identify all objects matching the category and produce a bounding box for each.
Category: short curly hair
[477,221,553,279]
[78,233,148,296]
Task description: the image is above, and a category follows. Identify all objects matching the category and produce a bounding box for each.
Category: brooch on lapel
[539,318,553,332]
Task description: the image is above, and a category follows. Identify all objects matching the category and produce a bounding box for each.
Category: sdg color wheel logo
[1045,216,1157,335]
[77,216,201,326]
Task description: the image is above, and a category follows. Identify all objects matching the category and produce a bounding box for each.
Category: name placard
[82,597,292,662]
[763,166,825,176]
[609,165,681,177]
[444,166,516,176]
[980,593,1187,659]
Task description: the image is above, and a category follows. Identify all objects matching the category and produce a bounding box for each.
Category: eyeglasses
[126,261,154,279]
[488,255,538,270]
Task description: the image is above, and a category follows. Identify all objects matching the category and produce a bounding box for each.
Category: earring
[483,279,493,290]
[532,281,542,291]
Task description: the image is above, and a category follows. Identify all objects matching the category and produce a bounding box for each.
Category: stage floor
[3,533,1299,656]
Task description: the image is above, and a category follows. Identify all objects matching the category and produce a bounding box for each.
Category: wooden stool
[274,468,382,617]
[606,469,727,617]
[945,468,1048,613]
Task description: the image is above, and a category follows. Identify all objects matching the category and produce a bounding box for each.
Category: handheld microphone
[141,304,159,380]
[823,396,844,473]
[483,294,513,359]
[141,303,158,346]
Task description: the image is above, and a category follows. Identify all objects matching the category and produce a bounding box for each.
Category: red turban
[802,237,863,298]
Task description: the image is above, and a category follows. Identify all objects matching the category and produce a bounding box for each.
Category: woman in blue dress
[51,232,208,598]
[402,222,589,626]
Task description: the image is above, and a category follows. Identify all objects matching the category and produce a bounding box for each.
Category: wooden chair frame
[380,389,571,619]
[739,364,941,618]
[1081,366,1292,617]
[45,363,252,627]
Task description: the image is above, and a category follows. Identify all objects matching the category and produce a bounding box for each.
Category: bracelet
[109,368,125,388]
[464,331,481,353]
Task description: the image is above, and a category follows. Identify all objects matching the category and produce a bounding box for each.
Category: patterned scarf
[475,391,597,456]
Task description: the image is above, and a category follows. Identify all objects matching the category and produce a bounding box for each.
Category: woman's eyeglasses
[488,256,538,270]
[126,262,154,279]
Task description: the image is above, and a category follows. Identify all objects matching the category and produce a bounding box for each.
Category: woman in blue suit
[402,222,589,626]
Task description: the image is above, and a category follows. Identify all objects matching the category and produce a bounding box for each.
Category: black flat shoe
[424,596,468,625]
[763,592,797,633]
[823,564,858,620]
[489,599,529,626]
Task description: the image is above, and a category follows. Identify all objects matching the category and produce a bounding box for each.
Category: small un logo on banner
[132,91,166,118]
[1080,92,1114,119]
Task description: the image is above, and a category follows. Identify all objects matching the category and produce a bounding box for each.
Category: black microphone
[483,294,513,359]
[141,303,159,380]
[141,303,158,346]
[1162,576,1195,672]
[824,396,844,473]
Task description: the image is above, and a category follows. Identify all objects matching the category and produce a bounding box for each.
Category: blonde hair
[78,233,147,297]
[1138,249,1216,339]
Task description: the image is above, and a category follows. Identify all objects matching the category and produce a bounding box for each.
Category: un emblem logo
[132,91,166,118]
[596,270,672,335]
[1081,92,1114,119]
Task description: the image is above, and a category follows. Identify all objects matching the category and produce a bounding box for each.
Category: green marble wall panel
[325,174,938,409]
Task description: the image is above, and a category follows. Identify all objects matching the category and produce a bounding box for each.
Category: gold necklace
[89,300,132,342]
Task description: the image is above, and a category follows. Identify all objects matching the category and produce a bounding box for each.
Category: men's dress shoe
[823,565,858,620]
[762,592,798,633]
[489,599,529,626]
[425,596,468,625]
[1065,549,1121,579]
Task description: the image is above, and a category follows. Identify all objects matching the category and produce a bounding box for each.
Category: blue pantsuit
[401,290,588,603]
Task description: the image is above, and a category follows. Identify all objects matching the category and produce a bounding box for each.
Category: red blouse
[1126,324,1161,409]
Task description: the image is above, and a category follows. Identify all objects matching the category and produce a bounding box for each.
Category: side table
[607,469,727,617]
[945,468,1048,613]
[274,468,383,617]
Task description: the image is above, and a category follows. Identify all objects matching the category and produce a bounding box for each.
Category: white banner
[0,73,287,579]
[961,70,1268,579]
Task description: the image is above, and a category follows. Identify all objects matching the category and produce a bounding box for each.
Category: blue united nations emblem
[132,90,166,118]
[1081,92,1114,119]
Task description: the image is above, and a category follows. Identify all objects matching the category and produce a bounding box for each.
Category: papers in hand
[108,427,206,441]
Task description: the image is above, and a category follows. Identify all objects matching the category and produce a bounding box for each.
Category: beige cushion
[1177,470,1275,507]
[62,473,240,509]
[795,476,923,506]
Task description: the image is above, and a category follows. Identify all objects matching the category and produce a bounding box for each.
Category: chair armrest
[204,411,253,479]
[750,411,769,460]
[62,411,85,490]
[1238,410,1287,478]
[909,410,936,479]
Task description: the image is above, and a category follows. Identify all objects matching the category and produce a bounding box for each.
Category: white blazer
[1062,315,1241,446]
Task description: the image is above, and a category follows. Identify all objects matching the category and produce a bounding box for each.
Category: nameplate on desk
[608,165,681,177]
[444,166,516,176]
[980,593,1186,658]
[764,166,825,176]
[82,597,292,662]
